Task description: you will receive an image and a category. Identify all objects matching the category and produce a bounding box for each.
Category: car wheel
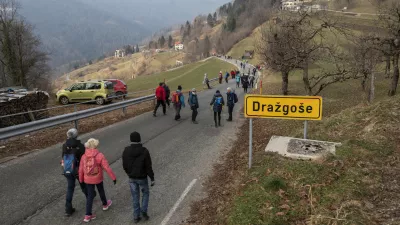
[59,96,69,105]
[116,91,125,99]
[95,97,105,105]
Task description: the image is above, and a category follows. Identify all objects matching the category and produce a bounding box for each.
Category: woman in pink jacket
[79,138,117,223]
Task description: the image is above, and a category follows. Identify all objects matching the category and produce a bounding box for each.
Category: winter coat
[155,86,166,101]
[225,72,230,78]
[227,92,237,106]
[173,90,186,108]
[62,138,85,163]
[210,93,225,112]
[122,143,154,181]
[188,92,199,109]
[236,75,241,83]
[163,85,171,98]
[79,148,116,185]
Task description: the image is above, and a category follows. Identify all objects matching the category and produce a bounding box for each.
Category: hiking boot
[153,113,156,117]
[192,121,198,124]
[142,212,150,221]
[83,215,96,222]
[226,119,232,122]
[103,200,112,211]
[134,217,141,223]
[65,208,75,217]
[218,121,221,126]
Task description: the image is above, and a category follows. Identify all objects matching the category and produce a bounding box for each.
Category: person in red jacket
[153,82,166,117]
[79,138,116,223]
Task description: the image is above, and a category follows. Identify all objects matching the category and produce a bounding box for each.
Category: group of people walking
[153,81,238,126]
[62,129,154,223]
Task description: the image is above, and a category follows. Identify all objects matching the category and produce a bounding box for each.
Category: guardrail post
[74,104,78,130]
[122,96,127,116]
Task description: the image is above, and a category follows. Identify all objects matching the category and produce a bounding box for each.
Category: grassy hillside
[228,72,396,224]
[54,51,185,91]
[126,57,236,92]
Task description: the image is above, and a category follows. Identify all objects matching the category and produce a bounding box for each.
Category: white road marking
[160,179,198,225]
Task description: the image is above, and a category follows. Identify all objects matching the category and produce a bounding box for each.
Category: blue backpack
[215,96,222,106]
[63,150,77,176]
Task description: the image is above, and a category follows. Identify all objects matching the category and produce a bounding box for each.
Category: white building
[174,42,184,51]
[282,0,305,11]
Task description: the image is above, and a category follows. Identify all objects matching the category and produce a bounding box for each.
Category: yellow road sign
[244,95,322,120]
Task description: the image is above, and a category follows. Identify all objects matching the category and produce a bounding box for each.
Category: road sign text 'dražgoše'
[244,95,322,120]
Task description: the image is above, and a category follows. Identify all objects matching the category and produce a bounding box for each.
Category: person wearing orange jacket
[153,82,166,117]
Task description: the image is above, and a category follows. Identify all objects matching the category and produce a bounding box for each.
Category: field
[126,57,236,93]
[53,51,185,91]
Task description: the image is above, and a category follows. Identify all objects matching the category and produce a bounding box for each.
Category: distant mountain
[17,0,229,69]
[18,0,149,68]
[77,0,230,30]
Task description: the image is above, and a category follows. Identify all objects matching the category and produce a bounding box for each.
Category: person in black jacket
[122,131,155,223]
[61,128,95,216]
[163,83,171,107]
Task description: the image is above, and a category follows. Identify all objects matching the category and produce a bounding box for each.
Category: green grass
[126,57,236,92]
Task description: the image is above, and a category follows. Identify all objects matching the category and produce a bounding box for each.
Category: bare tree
[378,0,400,96]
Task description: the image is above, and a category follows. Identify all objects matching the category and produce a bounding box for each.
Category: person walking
[249,76,255,88]
[235,74,241,88]
[218,71,223,84]
[79,138,116,223]
[61,128,96,217]
[242,75,249,93]
[225,71,229,83]
[203,73,211,89]
[122,131,155,223]
[188,88,199,124]
[230,70,235,79]
[210,90,225,128]
[153,83,166,117]
[163,83,171,108]
[171,85,185,121]
[226,87,238,122]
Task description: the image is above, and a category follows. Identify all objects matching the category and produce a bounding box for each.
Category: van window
[86,83,101,90]
[104,82,114,90]
[71,83,86,90]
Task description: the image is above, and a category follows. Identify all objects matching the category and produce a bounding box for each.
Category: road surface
[0,59,256,225]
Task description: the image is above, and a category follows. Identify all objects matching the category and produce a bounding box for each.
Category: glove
[151,181,155,186]
[113,180,117,185]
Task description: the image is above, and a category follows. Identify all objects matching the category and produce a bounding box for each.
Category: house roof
[175,42,181,45]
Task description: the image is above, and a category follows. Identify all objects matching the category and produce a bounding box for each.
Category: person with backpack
[235,74,241,88]
[171,85,185,121]
[153,83,166,117]
[163,83,171,108]
[225,71,230,83]
[188,88,199,124]
[210,90,225,128]
[218,71,223,84]
[226,87,238,122]
[242,75,249,93]
[249,75,255,88]
[62,128,95,217]
[122,131,155,223]
[79,138,116,223]
[230,70,235,79]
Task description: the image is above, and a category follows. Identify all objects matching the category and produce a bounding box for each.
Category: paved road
[0,59,256,225]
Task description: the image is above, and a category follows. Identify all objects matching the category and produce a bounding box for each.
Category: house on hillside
[281,0,305,11]
[114,49,125,58]
[175,42,184,51]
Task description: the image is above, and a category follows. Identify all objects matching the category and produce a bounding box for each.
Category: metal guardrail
[0,94,155,140]
[0,88,156,119]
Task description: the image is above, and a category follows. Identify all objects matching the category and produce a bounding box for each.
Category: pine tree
[226,14,236,32]
[207,13,214,27]
[159,35,166,48]
[135,44,139,52]
[213,12,218,23]
[168,35,173,48]
[185,21,191,36]
[203,35,211,57]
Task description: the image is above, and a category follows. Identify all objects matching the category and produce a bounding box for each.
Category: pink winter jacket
[79,148,116,184]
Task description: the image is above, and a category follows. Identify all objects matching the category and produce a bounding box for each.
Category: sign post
[244,95,323,168]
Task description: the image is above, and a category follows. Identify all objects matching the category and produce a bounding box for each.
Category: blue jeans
[86,182,107,216]
[65,174,88,214]
[129,178,149,219]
